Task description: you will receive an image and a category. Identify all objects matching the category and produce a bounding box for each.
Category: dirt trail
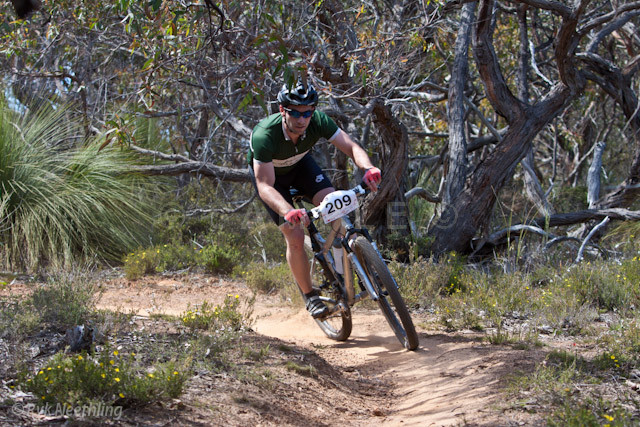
[254,304,523,426]
[96,274,539,426]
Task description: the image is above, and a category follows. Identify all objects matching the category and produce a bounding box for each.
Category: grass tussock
[0,99,156,271]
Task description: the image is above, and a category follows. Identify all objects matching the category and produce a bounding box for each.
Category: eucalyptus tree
[4,0,638,258]
[0,0,444,244]
[426,0,640,255]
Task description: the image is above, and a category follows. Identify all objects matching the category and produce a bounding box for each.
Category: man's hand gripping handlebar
[284,208,310,227]
[363,167,381,192]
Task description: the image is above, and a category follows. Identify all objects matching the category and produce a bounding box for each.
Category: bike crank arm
[346,253,379,301]
[318,297,350,317]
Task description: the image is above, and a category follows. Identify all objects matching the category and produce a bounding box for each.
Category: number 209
[326,195,352,214]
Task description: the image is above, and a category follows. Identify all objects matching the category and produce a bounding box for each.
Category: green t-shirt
[247,110,340,175]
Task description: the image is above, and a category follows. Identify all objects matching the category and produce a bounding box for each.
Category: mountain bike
[291,182,419,351]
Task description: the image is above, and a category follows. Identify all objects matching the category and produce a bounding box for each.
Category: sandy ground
[90,273,543,426]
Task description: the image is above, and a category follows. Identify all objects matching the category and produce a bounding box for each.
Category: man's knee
[280,226,305,250]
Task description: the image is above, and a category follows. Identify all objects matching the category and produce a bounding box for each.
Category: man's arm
[330,130,380,191]
[253,160,293,217]
[330,130,375,170]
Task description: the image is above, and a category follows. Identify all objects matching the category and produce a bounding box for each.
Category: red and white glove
[284,208,308,226]
[363,167,381,192]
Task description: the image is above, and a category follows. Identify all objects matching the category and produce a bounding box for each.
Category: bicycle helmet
[277,79,318,107]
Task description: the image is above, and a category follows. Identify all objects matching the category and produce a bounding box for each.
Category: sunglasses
[284,107,314,119]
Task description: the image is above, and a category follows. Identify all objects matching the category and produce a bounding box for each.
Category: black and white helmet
[277,79,318,107]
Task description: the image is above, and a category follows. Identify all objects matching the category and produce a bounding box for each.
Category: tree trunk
[429,0,579,255]
[522,148,554,217]
[443,1,475,207]
[361,99,410,244]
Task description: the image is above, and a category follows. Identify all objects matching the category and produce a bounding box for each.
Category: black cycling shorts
[250,154,333,225]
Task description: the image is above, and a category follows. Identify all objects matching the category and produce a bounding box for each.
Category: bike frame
[297,188,387,313]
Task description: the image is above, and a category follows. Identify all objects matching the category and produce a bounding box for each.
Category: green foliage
[122,243,240,279]
[563,261,640,311]
[240,262,294,294]
[180,295,247,332]
[0,99,155,271]
[551,186,588,213]
[197,245,239,274]
[388,258,445,308]
[0,297,40,339]
[30,275,97,330]
[411,256,640,336]
[20,347,189,408]
[593,317,640,374]
[284,361,317,378]
[509,349,634,427]
[0,273,99,339]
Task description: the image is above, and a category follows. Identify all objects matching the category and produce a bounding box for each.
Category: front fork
[306,216,382,306]
[342,227,380,302]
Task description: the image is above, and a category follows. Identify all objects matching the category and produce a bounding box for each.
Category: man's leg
[312,187,335,206]
[279,223,312,294]
[279,186,335,294]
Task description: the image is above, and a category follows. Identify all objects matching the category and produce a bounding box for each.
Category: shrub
[248,222,286,263]
[241,262,293,294]
[1,273,98,338]
[180,295,251,332]
[123,248,164,280]
[30,274,97,330]
[123,243,240,279]
[20,347,189,408]
[563,262,637,311]
[197,245,238,274]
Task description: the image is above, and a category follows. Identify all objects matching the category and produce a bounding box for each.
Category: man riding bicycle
[248,77,381,319]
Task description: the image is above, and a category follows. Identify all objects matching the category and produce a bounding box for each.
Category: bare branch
[186,194,256,215]
[585,10,640,53]
[474,0,525,121]
[132,162,251,182]
[405,187,441,203]
[530,208,640,228]
[507,0,571,18]
[587,141,606,208]
[129,145,190,163]
[580,3,640,35]
[575,216,610,263]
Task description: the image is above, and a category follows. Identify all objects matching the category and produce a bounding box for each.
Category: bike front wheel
[353,236,419,350]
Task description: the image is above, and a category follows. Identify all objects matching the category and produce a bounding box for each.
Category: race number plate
[318,190,358,224]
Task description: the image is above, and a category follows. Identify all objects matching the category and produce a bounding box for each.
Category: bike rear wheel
[314,292,352,341]
[353,236,419,350]
[311,265,352,341]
